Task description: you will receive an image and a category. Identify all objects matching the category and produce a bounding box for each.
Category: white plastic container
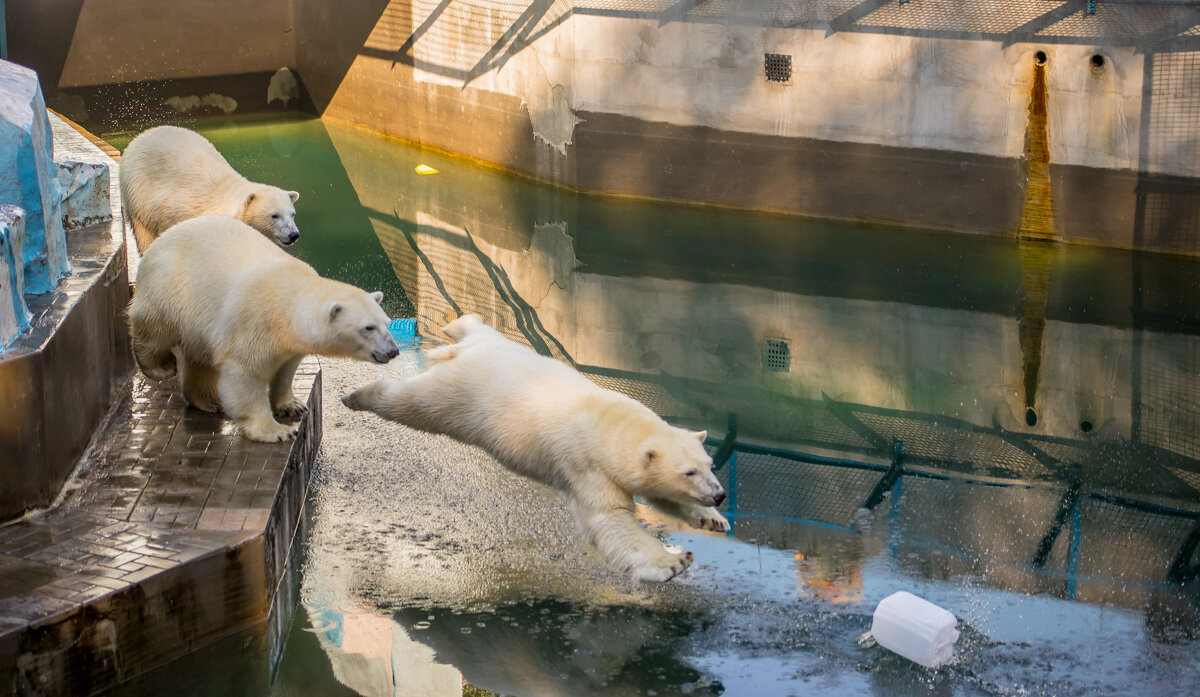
[870,591,959,668]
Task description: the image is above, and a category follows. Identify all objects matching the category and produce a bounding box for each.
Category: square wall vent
[763,338,791,372]
[764,53,792,84]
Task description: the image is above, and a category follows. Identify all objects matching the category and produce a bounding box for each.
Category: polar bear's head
[243,186,300,246]
[638,428,726,508]
[326,290,400,364]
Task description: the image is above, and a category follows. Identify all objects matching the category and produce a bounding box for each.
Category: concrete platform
[0,361,321,695]
[0,117,325,695]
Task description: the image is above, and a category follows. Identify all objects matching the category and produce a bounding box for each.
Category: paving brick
[1,358,321,695]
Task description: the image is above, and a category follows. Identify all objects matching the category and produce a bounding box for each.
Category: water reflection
[312,119,1200,611]
[393,601,722,697]
[127,116,1200,696]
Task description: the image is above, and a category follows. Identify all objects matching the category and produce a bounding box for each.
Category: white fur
[119,125,300,253]
[129,215,398,442]
[342,314,728,582]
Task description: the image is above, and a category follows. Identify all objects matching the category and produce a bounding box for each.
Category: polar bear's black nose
[387,346,400,359]
[713,491,726,506]
[287,230,299,243]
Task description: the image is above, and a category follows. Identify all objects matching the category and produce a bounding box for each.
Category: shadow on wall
[301,0,1200,251]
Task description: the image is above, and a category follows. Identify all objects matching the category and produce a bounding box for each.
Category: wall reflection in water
[233,118,1200,695]
[321,120,1199,614]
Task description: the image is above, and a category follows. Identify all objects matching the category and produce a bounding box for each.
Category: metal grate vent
[763,338,791,372]
[764,53,792,84]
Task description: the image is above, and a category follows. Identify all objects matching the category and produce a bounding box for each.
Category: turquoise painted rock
[0,204,32,347]
[0,59,71,295]
[57,159,112,230]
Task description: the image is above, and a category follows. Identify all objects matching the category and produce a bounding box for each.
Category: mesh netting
[1137,328,1200,462]
[715,449,886,528]
[1077,497,1198,581]
[854,411,1051,479]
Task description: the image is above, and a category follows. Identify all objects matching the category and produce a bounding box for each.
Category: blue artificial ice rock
[0,59,71,295]
[57,159,112,230]
[0,204,32,347]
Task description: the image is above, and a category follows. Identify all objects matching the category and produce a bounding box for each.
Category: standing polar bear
[119,125,300,253]
[129,215,399,442]
[342,314,728,582]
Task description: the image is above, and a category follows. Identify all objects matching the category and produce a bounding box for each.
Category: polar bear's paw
[692,507,730,533]
[273,400,309,419]
[632,545,693,583]
[186,394,221,414]
[244,421,299,443]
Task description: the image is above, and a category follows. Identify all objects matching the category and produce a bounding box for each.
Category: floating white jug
[870,590,959,669]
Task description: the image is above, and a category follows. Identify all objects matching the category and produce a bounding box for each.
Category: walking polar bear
[129,215,399,442]
[119,125,300,253]
[341,314,728,582]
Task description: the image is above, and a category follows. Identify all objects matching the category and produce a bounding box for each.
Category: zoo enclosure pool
[100,113,1200,697]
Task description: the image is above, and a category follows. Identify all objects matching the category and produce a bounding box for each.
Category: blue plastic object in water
[388,318,416,341]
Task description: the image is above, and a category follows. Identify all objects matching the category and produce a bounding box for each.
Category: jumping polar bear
[129,215,398,442]
[119,125,300,253]
[341,314,728,582]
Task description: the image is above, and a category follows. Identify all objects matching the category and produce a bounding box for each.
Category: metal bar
[721,509,853,533]
[727,448,738,528]
[711,414,738,472]
[1033,469,1083,568]
[730,440,890,472]
[1167,519,1200,583]
[1088,492,1200,519]
[1066,490,1082,598]
[862,441,906,510]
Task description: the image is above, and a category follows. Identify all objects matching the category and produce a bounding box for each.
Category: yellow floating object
[414,164,439,175]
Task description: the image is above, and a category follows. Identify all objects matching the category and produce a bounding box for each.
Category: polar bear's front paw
[692,507,730,533]
[244,421,299,443]
[632,545,693,583]
[273,400,309,419]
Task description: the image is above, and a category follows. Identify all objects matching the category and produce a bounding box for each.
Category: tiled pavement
[0,360,321,695]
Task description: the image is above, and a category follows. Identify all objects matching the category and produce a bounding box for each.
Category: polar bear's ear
[692,430,707,442]
[642,448,658,467]
[244,192,257,208]
[369,291,384,305]
[328,302,343,321]
[288,190,300,203]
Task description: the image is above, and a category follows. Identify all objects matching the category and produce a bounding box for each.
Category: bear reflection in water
[392,600,723,697]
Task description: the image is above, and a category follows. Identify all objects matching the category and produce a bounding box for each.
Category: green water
[103,115,1200,697]
[106,115,413,318]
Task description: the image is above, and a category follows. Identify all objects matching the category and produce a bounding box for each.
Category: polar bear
[129,215,399,442]
[119,125,300,254]
[341,314,728,582]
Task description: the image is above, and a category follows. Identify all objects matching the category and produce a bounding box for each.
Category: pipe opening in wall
[764,54,792,84]
[763,338,791,372]
[1025,407,1039,427]
[1080,419,1094,433]
[1034,50,1048,66]
[1091,54,1105,69]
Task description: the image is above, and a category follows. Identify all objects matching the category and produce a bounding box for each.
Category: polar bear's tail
[441,313,484,342]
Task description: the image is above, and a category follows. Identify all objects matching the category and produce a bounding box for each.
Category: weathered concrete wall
[10,1,1200,251]
[7,0,296,89]
[303,1,1200,253]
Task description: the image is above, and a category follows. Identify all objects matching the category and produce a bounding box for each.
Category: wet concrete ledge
[0,363,322,696]
[0,118,324,695]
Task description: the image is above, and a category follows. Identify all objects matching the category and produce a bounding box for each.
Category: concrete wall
[304,1,1200,253]
[8,0,295,89]
[10,1,1200,252]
